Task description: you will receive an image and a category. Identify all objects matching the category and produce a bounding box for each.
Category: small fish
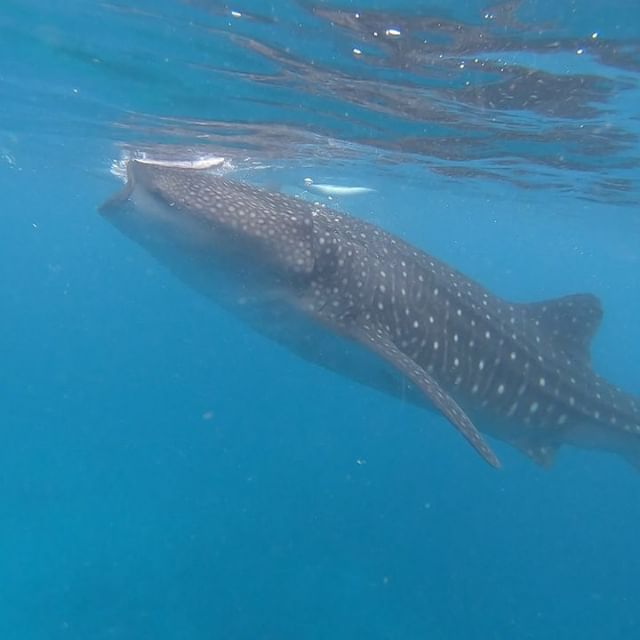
[303,178,374,196]
[100,160,640,470]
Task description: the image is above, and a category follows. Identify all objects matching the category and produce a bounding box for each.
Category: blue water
[2,1,640,638]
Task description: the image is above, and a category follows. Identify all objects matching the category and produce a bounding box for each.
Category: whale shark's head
[99,160,316,279]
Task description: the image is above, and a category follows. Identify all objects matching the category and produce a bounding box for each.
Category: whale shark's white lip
[133,156,225,170]
[109,151,228,183]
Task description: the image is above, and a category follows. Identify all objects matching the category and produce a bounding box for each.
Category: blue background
[1,1,639,638]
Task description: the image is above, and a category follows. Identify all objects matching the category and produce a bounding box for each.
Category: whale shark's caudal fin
[521,293,603,366]
[620,435,640,471]
[521,293,640,469]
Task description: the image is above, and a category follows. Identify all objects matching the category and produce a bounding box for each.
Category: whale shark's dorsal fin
[353,325,501,468]
[522,293,603,366]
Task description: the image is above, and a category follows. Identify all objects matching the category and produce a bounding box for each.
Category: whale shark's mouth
[98,175,135,214]
[101,153,230,214]
[99,161,213,252]
[100,160,185,215]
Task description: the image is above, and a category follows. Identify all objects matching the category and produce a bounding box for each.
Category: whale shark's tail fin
[621,433,640,471]
[521,293,640,471]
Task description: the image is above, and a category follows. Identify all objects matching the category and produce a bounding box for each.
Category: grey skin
[100,160,640,469]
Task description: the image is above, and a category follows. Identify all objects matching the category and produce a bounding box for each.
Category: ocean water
[1,1,639,638]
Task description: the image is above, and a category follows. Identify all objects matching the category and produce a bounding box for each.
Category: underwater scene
[1,1,639,638]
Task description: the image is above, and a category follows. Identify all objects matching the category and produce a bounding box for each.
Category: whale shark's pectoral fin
[354,326,501,468]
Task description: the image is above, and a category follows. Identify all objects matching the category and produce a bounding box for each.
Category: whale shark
[100,160,640,470]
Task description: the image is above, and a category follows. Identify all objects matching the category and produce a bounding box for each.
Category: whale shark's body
[100,160,640,469]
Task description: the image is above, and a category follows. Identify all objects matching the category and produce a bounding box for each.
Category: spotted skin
[100,160,640,469]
